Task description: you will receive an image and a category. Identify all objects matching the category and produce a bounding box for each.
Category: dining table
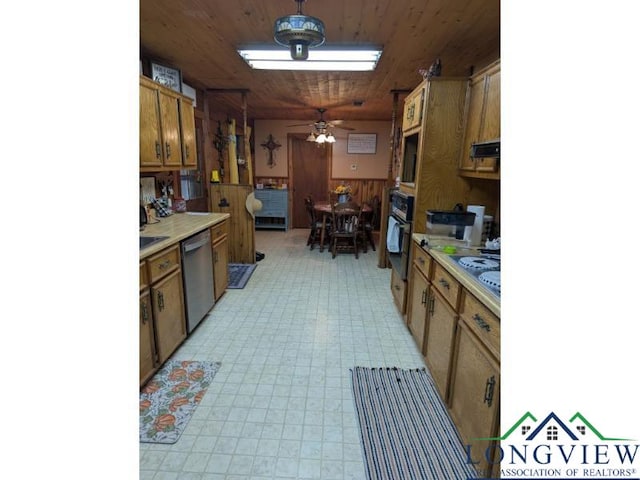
[314,201,372,253]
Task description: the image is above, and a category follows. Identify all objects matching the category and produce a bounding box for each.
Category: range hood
[470,139,500,158]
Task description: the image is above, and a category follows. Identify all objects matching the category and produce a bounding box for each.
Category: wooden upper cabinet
[402,85,424,132]
[180,98,198,169]
[482,68,500,142]
[157,90,182,169]
[140,75,198,171]
[459,59,501,179]
[459,76,486,171]
[140,81,163,169]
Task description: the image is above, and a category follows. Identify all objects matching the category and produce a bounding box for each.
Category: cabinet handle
[155,141,161,159]
[438,278,450,290]
[473,313,491,332]
[418,256,425,265]
[165,142,171,158]
[421,289,427,305]
[185,145,190,158]
[157,291,165,311]
[484,375,496,407]
[428,295,435,315]
[141,300,149,324]
[158,260,171,270]
[394,284,400,291]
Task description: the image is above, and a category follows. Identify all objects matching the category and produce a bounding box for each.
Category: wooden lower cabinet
[406,238,501,478]
[424,286,458,401]
[139,290,156,385]
[406,265,429,351]
[449,319,500,478]
[212,234,229,301]
[390,267,407,314]
[152,268,187,363]
[140,245,187,386]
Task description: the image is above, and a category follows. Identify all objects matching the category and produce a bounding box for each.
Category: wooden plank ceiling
[140,0,500,124]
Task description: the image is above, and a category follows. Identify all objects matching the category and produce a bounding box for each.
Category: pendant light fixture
[274,0,325,61]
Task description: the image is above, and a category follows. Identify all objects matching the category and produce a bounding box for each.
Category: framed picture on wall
[151,62,182,93]
[347,133,377,154]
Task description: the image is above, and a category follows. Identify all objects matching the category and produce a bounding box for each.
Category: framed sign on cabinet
[150,62,182,93]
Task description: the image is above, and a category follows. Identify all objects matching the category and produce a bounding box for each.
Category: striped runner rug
[351,367,478,480]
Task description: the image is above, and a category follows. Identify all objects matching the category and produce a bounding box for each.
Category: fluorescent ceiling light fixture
[237,47,382,71]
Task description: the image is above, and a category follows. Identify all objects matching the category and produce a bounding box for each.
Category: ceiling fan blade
[287,122,314,127]
[332,125,356,131]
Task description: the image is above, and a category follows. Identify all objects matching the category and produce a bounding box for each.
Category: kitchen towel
[387,216,400,253]
[463,205,485,247]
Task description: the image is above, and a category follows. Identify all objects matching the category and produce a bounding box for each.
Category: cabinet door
[402,85,424,131]
[481,69,500,142]
[140,290,157,385]
[158,91,183,168]
[140,83,163,168]
[151,268,186,363]
[390,267,407,314]
[459,76,486,171]
[180,98,198,169]
[449,320,500,478]
[406,265,429,353]
[212,237,228,301]
[424,286,457,401]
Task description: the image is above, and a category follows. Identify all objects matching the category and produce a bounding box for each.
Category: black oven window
[401,132,419,183]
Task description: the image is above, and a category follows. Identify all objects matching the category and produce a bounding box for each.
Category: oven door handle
[390,214,409,228]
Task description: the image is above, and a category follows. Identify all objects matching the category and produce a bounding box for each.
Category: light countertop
[412,233,500,317]
[140,212,230,260]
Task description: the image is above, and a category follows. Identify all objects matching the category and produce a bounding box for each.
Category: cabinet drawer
[411,242,432,279]
[210,221,228,244]
[147,244,181,283]
[140,261,149,291]
[460,289,500,359]
[432,261,461,309]
[391,267,407,314]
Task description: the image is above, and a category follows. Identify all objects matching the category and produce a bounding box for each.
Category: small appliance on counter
[426,204,476,240]
[140,205,148,229]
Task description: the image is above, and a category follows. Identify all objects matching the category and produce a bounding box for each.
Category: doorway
[288,134,330,228]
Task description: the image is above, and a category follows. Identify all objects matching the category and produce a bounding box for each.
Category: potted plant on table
[334,184,352,203]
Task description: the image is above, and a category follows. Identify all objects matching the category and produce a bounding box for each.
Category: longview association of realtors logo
[466,411,639,479]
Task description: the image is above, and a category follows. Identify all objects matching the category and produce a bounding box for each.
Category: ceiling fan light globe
[315,133,327,143]
[290,42,309,60]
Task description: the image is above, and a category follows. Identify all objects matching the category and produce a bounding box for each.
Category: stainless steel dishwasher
[181,229,215,333]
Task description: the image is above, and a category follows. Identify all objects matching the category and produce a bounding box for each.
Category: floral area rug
[139,360,220,444]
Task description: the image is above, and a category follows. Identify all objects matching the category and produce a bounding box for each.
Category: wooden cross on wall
[260,134,281,168]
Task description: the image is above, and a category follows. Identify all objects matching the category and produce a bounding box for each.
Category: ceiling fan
[288,108,355,132]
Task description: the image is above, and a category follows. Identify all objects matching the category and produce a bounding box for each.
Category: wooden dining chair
[330,201,362,258]
[361,195,380,251]
[305,196,322,250]
[305,196,331,250]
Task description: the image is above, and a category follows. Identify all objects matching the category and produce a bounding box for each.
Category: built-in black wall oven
[386,190,415,280]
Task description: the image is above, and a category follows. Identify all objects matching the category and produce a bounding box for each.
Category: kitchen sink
[140,236,169,249]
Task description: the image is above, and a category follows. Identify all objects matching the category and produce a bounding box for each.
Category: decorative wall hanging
[260,134,281,168]
[213,121,227,181]
[150,62,182,92]
[419,58,442,79]
[347,133,377,154]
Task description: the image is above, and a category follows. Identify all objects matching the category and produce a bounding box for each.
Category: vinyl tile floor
[140,228,426,480]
